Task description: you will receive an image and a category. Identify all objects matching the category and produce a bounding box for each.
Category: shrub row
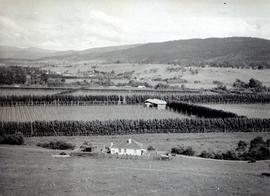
[37,140,75,150]
[1,93,270,106]
[171,146,195,156]
[0,118,270,137]
[167,101,239,118]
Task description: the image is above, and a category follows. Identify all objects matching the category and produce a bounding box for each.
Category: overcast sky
[0,0,270,51]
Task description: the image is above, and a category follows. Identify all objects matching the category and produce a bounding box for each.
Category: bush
[247,146,270,160]
[183,147,195,156]
[250,136,266,148]
[222,150,239,160]
[236,140,248,152]
[0,132,24,145]
[80,141,94,152]
[171,146,195,156]
[0,135,4,144]
[265,138,270,147]
[246,136,270,160]
[171,146,185,154]
[199,150,215,159]
[37,140,75,150]
[147,146,155,151]
[214,151,223,160]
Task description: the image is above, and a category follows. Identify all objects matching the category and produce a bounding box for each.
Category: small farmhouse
[110,139,147,156]
[144,98,167,110]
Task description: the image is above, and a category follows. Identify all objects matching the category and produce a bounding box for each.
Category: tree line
[1,118,269,137]
[1,93,270,106]
[0,66,27,84]
[167,101,239,118]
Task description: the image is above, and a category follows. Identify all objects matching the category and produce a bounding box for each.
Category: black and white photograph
[0,0,270,195]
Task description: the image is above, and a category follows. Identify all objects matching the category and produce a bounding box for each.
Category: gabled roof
[111,139,145,149]
[145,98,167,105]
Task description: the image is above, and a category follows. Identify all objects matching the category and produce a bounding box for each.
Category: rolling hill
[1,37,270,67]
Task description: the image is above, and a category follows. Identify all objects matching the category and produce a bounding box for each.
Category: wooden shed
[144,98,167,110]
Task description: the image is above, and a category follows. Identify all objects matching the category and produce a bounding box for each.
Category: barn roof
[111,139,145,149]
[145,98,167,105]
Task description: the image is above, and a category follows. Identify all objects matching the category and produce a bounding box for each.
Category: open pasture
[26,132,270,154]
[0,88,63,96]
[67,89,203,96]
[42,63,270,89]
[201,104,270,118]
[0,105,187,122]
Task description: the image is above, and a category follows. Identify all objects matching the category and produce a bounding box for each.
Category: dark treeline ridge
[167,101,239,118]
[0,93,270,106]
[1,118,270,137]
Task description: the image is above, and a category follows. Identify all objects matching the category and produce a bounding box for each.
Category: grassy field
[26,132,270,154]
[1,132,270,196]
[0,105,187,122]
[67,89,204,96]
[0,88,64,96]
[200,104,270,118]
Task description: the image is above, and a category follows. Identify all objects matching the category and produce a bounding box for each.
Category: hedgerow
[167,101,239,118]
[37,140,75,150]
[0,118,269,137]
[1,93,270,106]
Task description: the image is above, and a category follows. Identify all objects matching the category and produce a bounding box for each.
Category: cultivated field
[0,105,187,122]
[1,132,270,196]
[201,104,270,118]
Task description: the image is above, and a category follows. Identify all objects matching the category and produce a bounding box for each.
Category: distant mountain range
[1,37,270,66]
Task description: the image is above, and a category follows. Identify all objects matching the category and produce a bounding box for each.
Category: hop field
[200,104,270,118]
[0,105,187,122]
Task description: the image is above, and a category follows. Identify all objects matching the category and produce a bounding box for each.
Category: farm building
[144,98,167,110]
[110,139,147,156]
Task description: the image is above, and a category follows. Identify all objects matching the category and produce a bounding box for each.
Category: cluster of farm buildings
[77,99,167,156]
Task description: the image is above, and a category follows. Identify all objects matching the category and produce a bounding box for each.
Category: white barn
[144,98,167,110]
[110,139,146,156]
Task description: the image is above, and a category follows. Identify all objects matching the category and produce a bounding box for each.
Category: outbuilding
[110,139,147,156]
[144,98,167,110]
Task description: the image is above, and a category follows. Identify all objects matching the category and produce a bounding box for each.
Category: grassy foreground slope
[0,144,269,196]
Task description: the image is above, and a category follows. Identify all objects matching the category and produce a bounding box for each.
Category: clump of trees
[0,66,27,85]
[171,146,195,156]
[37,140,75,150]
[0,66,65,86]
[0,132,24,145]
[233,78,269,92]
[199,136,270,161]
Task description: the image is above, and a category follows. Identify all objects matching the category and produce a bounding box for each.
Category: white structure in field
[110,139,146,156]
[144,98,167,110]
